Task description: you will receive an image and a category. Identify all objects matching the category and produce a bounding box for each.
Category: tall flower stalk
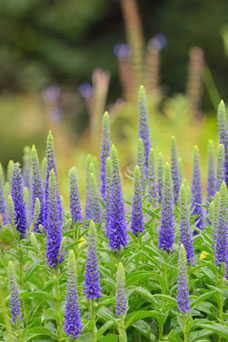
[158,163,175,252]
[11,163,27,239]
[217,100,228,187]
[31,145,44,233]
[100,111,111,201]
[89,172,102,224]
[177,244,191,342]
[215,144,225,193]
[138,85,151,173]
[108,145,127,250]
[69,166,82,224]
[148,148,157,205]
[130,165,144,235]
[85,221,101,341]
[191,146,204,232]
[136,138,145,190]
[104,157,112,237]
[207,140,215,201]
[64,250,82,339]
[157,152,164,203]
[170,136,180,203]
[0,163,7,224]
[179,184,194,264]
[116,262,127,342]
[46,169,63,267]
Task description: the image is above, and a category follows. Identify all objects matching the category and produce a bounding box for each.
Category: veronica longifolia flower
[207,140,215,201]
[100,111,111,200]
[64,250,82,338]
[158,163,175,252]
[84,221,102,299]
[170,136,180,203]
[148,148,157,204]
[116,262,127,316]
[8,261,22,322]
[130,166,144,235]
[217,100,228,187]
[69,167,82,224]
[215,182,227,265]
[177,244,191,313]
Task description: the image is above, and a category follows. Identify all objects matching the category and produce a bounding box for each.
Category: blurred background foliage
[0,0,228,200]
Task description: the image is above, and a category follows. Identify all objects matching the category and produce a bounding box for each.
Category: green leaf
[98,334,118,342]
[196,323,228,339]
[152,294,177,306]
[126,271,152,286]
[132,287,158,307]
[132,320,156,341]
[125,310,164,329]
[20,291,54,301]
[23,327,58,341]
[97,321,115,338]
[190,290,216,307]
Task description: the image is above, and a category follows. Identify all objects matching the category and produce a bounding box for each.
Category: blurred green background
[0,0,228,198]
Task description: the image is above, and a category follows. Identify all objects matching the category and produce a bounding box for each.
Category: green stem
[218,264,225,342]
[91,299,97,342]
[119,314,127,342]
[183,314,189,342]
[16,317,23,342]
[55,267,63,341]
[159,252,169,341]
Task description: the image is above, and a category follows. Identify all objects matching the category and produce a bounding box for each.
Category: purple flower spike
[170,136,180,203]
[113,43,131,59]
[215,182,227,265]
[31,145,45,233]
[46,169,63,267]
[100,112,111,201]
[0,164,7,224]
[116,263,127,316]
[215,144,225,193]
[64,250,83,338]
[191,146,204,233]
[207,140,215,202]
[138,85,151,173]
[177,245,191,313]
[84,221,102,299]
[69,167,82,224]
[130,166,144,235]
[104,157,112,237]
[45,131,62,230]
[158,163,175,252]
[8,261,22,322]
[11,163,27,239]
[217,100,228,187]
[157,152,164,203]
[148,148,157,205]
[108,145,127,250]
[179,184,194,264]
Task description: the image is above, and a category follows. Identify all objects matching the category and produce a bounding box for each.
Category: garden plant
[1,85,228,342]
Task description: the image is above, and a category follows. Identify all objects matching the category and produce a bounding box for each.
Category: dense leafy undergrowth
[0,86,228,342]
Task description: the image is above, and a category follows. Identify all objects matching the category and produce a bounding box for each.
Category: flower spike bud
[177,244,191,313]
[89,172,102,224]
[109,145,127,250]
[170,136,180,203]
[69,167,82,224]
[8,195,15,226]
[179,184,194,264]
[138,85,151,172]
[158,163,175,252]
[148,148,157,204]
[157,152,164,203]
[208,201,214,226]
[46,169,63,267]
[213,192,221,244]
[41,157,47,191]
[130,166,144,235]
[64,250,82,338]
[7,160,14,189]
[8,261,22,322]
[215,144,225,193]
[100,111,111,200]
[0,163,7,224]
[104,156,112,237]
[191,146,204,232]
[31,145,45,233]
[207,140,215,201]
[11,163,27,239]
[215,182,227,265]
[85,155,93,221]
[116,262,127,316]
[45,131,62,225]
[84,221,102,299]
[30,233,42,258]
[137,138,145,190]
[217,100,228,186]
